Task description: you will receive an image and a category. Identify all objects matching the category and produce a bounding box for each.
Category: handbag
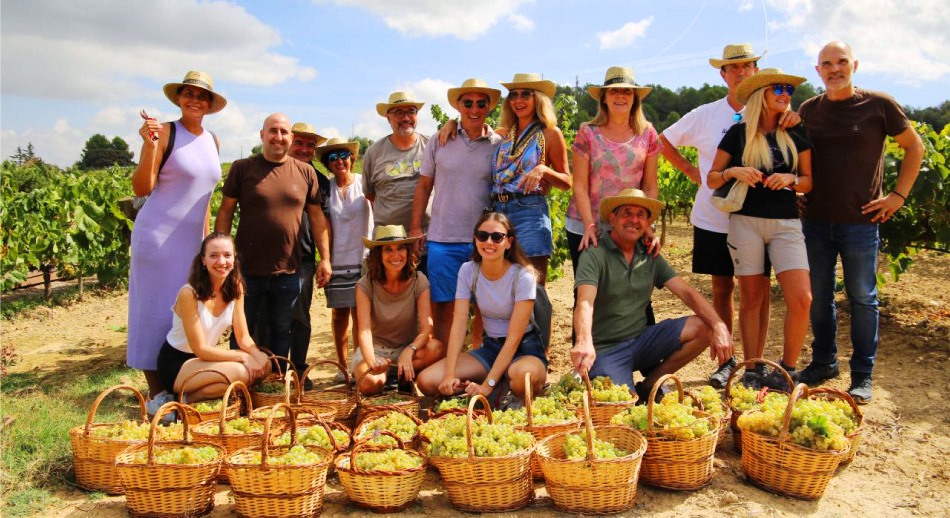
[710,179,749,213]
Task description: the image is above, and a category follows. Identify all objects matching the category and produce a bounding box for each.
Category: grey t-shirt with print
[362,134,431,232]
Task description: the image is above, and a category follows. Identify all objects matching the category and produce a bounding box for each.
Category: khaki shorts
[350,344,406,374]
[727,215,808,276]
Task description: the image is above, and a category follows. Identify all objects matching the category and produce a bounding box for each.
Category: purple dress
[127,121,221,370]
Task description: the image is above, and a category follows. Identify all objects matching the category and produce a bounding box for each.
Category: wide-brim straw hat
[599,188,664,223]
[291,122,328,146]
[362,225,420,248]
[587,66,652,101]
[376,91,425,117]
[163,70,227,114]
[447,78,502,111]
[709,43,766,68]
[316,137,360,162]
[500,73,557,99]
[735,68,806,105]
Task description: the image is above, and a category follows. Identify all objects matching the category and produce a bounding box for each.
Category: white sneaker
[146,391,176,423]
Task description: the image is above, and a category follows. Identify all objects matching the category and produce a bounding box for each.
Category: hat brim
[587,84,653,102]
[317,141,360,162]
[162,83,227,114]
[709,50,766,69]
[735,72,806,105]
[600,196,664,223]
[500,80,557,99]
[293,130,328,146]
[447,87,502,112]
[362,235,421,248]
[376,102,426,118]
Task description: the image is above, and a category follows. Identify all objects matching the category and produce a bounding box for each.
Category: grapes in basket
[611,398,713,440]
[677,386,727,419]
[253,380,285,394]
[433,396,471,413]
[367,392,411,404]
[274,426,349,449]
[239,444,325,466]
[418,414,533,458]
[90,420,187,441]
[129,445,219,465]
[356,412,417,446]
[204,417,265,435]
[546,373,633,405]
[491,396,576,426]
[564,430,629,460]
[737,396,857,451]
[191,400,225,413]
[730,384,789,412]
[338,449,424,471]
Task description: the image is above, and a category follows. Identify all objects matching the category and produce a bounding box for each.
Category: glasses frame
[474,230,508,243]
[508,89,534,101]
[771,84,795,97]
[388,108,418,119]
[326,150,352,162]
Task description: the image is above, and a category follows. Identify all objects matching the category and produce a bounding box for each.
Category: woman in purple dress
[128,71,226,399]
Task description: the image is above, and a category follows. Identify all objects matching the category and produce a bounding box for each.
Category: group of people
[127,39,923,418]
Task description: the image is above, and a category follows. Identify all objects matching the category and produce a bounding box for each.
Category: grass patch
[4,488,61,518]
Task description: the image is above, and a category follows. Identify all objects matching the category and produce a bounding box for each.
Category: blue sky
[2,0,948,168]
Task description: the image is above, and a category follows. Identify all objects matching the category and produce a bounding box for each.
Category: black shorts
[692,226,771,278]
[156,341,195,394]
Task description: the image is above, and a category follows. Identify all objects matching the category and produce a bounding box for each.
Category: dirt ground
[4,220,949,517]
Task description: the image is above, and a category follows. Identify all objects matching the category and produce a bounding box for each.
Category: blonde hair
[589,91,650,136]
[499,90,558,132]
[741,87,798,172]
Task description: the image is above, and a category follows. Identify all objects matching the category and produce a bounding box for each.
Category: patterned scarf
[492,122,545,194]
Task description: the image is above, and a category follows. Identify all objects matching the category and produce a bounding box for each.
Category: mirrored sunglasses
[771,84,795,96]
[327,150,352,162]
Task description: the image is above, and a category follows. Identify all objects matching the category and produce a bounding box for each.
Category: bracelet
[890,191,907,202]
[586,223,597,231]
[721,170,729,181]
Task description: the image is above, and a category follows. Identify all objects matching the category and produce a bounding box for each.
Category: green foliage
[904,100,950,132]
[76,134,135,170]
[7,142,46,167]
[351,135,374,157]
[657,149,699,244]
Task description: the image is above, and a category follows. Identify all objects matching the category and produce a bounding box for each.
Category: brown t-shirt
[799,88,910,224]
[222,154,322,276]
[356,272,430,350]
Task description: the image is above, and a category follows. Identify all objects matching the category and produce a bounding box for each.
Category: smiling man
[570,189,733,402]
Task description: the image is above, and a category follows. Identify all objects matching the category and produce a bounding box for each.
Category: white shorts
[350,345,406,374]
[727,215,809,276]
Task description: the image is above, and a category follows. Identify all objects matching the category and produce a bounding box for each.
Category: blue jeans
[234,272,299,366]
[803,221,879,375]
[492,194,552,257]
[290,261,315,374]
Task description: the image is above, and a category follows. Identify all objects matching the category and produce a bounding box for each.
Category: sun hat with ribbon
[362,225,421,248]
[599,188,664,223]
[291,122,328,146]
[587,66,652,101]
[316,137,360,162]
[735,68,806,105]
[447,78,502,111]
[375,91,425,117]
[709,43,766,68]
[163,70,227,114]
[500,72,557,98]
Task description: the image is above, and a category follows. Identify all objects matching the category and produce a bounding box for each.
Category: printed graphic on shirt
[385,159,422,178]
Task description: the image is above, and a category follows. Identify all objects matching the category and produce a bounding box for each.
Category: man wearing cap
[410,79,502,345]
[571,189,733,401]
[363,91,431,274]
[215,113,332,364]
[797,41,924,403]
[659,43,796,388]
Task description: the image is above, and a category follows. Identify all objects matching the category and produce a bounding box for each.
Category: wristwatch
[408,344,418,352]
[487,378,496,388]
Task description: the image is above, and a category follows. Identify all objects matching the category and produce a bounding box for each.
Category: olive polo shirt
[574,233,676,353]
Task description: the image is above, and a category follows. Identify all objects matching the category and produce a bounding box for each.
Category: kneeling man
[571,189,733,401]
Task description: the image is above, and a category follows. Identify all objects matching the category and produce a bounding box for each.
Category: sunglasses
[388,108,418,118]
[327,150,352,162]
[474,230,508,243]
[461,99,489,109]
[771,84,795,96]
[508,89,534,100]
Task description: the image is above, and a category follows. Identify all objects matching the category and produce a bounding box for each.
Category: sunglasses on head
[771,84,795,96]
[461,99,489,109]
[327,150,352,162]
[508,89,534,100]
[474,230,508,243]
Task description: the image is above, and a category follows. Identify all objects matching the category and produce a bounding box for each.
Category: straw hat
[163,71,227,114]
[376,91,425,117]
[500,73,557,99]
[735,68,806,105]
[316,137,360,162]
[599,188,664,223]
[362,225,421,248]
[587,66,652,101]
[291,122,328,146]
[709,43,766,68]
[447,78,502,111]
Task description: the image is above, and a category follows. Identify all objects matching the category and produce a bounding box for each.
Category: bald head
[260,113,293,162]
[816,41,858,100]
[818,41,853,64]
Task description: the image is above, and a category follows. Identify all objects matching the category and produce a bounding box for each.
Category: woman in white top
[155,233,270,405]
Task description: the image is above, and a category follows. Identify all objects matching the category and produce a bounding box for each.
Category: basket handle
[348,430,405,474]
[683,389,706,412]
[219,380,254,436]
[524,371,534,426]
[260,402,296,469]
[178,368,232,405]
[282,369,303,405]
[262,354,297,380]
[777,383,809,443]
[83,384,148,436]
[807,387,863,422]
[361,404,423,429]
[302,360,352,394]
[465,394,493,459]
[724,358,790,404]
[146,401,192,466]
[645,374,684,433]
[311,413,344,452]
[580,371,600,409]
[582,391,596,461]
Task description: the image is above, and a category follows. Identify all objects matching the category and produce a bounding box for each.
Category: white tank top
[166,285,235,353]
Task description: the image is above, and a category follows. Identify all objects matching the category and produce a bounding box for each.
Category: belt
[491,192,541,202]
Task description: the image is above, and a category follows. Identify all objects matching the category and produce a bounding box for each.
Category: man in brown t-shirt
[215,113,332,362]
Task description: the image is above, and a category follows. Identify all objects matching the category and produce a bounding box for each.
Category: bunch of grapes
[203,417,265,435]
[129,445,219,465]
[239,444,325,466]
[491,396,576,426]
[546,373,633,405]
[366,393,411,405]
[274,426,350,449]
[91,421,186,441]
[667,386,727,419]
[191,400,225,413]
[254,380,285,394]
[356,411,417,446]
[736,396,856,451]
[433,396,471,412]
[563,430,630,460]
[419,414,533,458]
[338,448,424,471]
[611,398,713,440]
[249,406,317,421]
[545,373,586,405]
[729,384,789,412]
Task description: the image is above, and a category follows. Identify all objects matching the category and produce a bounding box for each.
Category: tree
[250,144,262,156]
[9,143,45,166]
[76,134,134,169]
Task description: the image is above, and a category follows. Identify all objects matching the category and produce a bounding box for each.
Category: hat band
[604,76,635,86]
[390,98,410,104]
[182,78,212,91]
[376,235,408,242]
[724,53,754,60]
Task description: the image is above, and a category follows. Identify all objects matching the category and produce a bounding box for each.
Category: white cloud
[737,0,755,13]
[320,0,535,39]
[597,17,655,50]
[766,0,950,84]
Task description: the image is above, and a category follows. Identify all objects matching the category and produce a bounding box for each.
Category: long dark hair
[365,243,418,283]
[470,212,532,269]
[188,232,244,302]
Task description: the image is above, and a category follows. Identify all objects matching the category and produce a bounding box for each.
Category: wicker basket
[299,360,358,424]
[725,359,793,453]
[520,371,580,479]
[354,405,422,450]
[740,384,851,500]
[799,387,864,466]
[335,431,428,512]
[428,394,535,513]
[192,381,281,463]
[179,369,243,426]
[426,395,489,420]
[683,388,732,448]
[536,392,648,514]
[638,374,720,490]
[250,355,298,409]
[225,403,334,518]
[354,369,421,425]
[114,402,225,517]
[69,384,149,494]
[580,371,638,426]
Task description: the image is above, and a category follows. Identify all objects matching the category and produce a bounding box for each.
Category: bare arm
[355,286,383,371]
[177,288,250,363]
[570,284,598,373]
[409,175,434,253]
[214,196,238,234]
[399,286,435,381]
[708,149,761,189]
[466,299,533,397]
[439,297,472,395]
[663,276,733,364]
[131,121,169,196]
[658,135,700,185]
[571,149,598,250]
[306,204,332,287]
[542,127,572,190]
[861,126,924,223]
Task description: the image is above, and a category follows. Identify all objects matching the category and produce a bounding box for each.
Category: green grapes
[367,393,411,405]
[491,396,576,426]
[274,426,350,449]
[356,411,417,446]
[91,421,186,441]
[545,373,633,405]
[668,386,727,419]
[203,417,265,435]
[433,396,471,412]
[418,414,533,458]
[563,430,629,460]
[129,445,219,465]
[191,400,224,413]
[736,396,856,451]
[254,380,285,394]
[729,384,789,412]
[240,445,325,466]
[611,398,713,440]
[338,449,424,471]
[249,407,316,420]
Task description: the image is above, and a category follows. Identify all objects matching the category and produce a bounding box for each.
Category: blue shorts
[492,195,552,257]
[589,316,688,390]
[469,330,548,375]
[426,241,473,303]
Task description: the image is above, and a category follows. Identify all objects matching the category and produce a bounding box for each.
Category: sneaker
[303,377,314,392]
[333,371,347,385]
[708,356,738,389]
[384,366,399,391]
[760,368,797,392]
[799,361,840,386]
[146,391,176,423]
[504,396,525,411]
[741,370,763,389]
[848,372,873,404]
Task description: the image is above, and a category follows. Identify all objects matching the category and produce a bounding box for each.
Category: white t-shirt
[328,174,373,266]
[455,261,536,339]
[661,97,744,234]
[166,285,235,353]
